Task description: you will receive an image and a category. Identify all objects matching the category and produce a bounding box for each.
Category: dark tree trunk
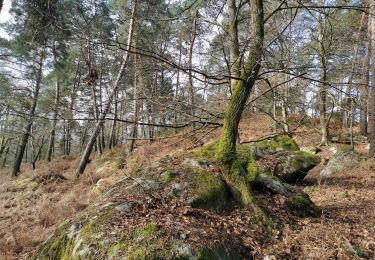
[46,79,60,161]
[188,12,198,128]
[109,90,118,148]
[12,50,45,177]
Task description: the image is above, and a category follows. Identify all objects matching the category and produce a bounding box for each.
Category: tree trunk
[360,37,370,136]
[33,135,47,170]
[280,72,289,133]
[12,50,45,177]
[369,0,375,155]
[129,52,139,154]
[318,4,329,146]
[227,0,240,90]
[174,32,183,132]
[46,79,60,161]
[109,89,118,148]
[65,64,80,155]
[2,141,10,168]
[188,12,198,129]
[342,12,366,128]
[76,0,137,177]
[218,0,264,206]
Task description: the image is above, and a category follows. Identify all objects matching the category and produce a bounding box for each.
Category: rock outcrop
[320,150,362,176]
[33,135,322,259]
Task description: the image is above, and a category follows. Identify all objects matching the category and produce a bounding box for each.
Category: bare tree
[76,0,138,177]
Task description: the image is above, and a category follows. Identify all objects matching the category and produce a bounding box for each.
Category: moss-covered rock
[248,134,299,156]
[33,162,247,260]
[285,194,322,218]
[187,168,230,213]
[34,206,116,260]
[274,151,321,183]
[34,210,241,260]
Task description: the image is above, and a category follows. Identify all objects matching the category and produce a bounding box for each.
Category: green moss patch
[194,141,220,163]
[285,194,321,217]
[236,144,259,182]
[188,168,230,213]
[11,178,39,191]
[337,191,349,200]
[249,134,299,155]
[160,170,175,183]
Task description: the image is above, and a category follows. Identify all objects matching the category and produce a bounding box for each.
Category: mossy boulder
[33,162,246,259]
[187,169,230,213]
[247,134,299,157]
[35,211,241,260]
[285,194,322,217]
[274,151,321,183]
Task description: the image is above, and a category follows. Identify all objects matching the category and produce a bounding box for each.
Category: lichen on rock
[320,150,362,176]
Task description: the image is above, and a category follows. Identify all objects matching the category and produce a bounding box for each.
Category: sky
[0,0,12,39]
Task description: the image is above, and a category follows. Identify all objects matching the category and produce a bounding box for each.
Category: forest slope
[0,114,374,259]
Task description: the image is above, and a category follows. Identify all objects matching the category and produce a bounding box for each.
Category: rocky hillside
[1,115,374,259]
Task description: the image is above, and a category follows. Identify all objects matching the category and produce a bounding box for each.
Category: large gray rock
[320,150,362,176]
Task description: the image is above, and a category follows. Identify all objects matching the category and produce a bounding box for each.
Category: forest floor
[0,114,374,259]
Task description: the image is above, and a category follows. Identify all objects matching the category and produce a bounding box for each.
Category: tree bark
[2,139,10,168]
[12,50,45,176]
[342,12,366,128]
[227,0,240,90]
[188,12,198,129]
[360,36,370,136]
[174,32,183,132]
[369,0,375,155]
[109,89,118,148]
[46,78,60,161]
[318,3,329,146]
[76,0,137,177]
[218,0,264,206]
[129,52,139,154]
